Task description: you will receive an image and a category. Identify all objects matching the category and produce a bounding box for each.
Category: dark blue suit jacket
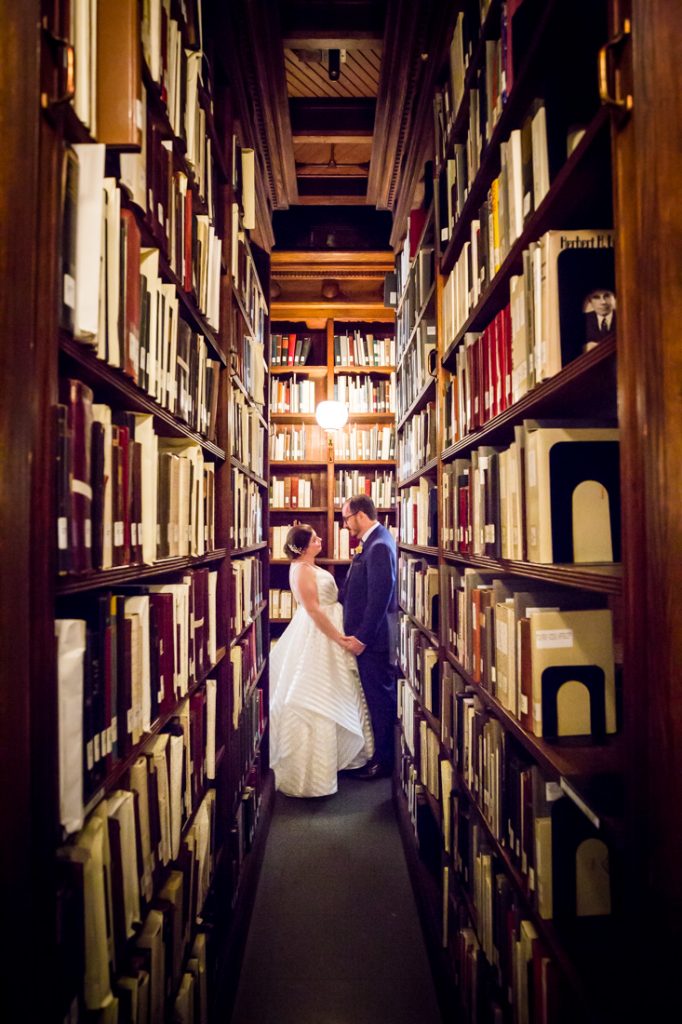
[341,523,398,659]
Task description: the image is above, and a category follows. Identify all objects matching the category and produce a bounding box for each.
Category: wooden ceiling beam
[293,133,374,144]
[281,0,385,48]
[283,34,382,50]
[290,98,376,137]
[296,164,369,177]
[294,196,370,205]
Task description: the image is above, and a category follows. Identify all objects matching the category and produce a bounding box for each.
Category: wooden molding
[290,98,376,138]
[271,301,394,321]
[271,250,392,275]
[219,0,298,230]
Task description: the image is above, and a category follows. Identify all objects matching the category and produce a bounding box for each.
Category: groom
[340,494,398,779]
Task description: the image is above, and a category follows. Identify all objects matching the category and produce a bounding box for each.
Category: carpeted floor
[229,776,443,1024]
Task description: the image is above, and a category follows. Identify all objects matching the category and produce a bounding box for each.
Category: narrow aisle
[229,777,443,1024]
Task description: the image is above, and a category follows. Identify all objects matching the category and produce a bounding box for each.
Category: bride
[269,523,374,797]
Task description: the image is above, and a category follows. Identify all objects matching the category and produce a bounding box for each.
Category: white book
[129,756,154,903]
[107,790,142,937]
[59,814,112,1008]
[101,178,120,364]
[136,909,165,1022]
[124,596,151,734]
[73,143,105,340]
[55,618,85,834]
[205,678,217,780]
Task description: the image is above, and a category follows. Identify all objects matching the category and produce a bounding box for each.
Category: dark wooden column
[0,0,43,1018]
[613,0,682,1008]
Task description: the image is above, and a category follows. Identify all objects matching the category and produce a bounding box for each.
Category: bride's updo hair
[283,523,314,561]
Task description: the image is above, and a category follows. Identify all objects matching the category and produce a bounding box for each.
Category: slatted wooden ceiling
[284,48,381,98]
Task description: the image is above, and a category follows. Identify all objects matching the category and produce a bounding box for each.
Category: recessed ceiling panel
[285,48,381,98]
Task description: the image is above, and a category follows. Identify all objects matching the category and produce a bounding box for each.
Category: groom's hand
[345,635,366,655]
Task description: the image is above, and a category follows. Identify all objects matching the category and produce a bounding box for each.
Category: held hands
[338,634,366,656]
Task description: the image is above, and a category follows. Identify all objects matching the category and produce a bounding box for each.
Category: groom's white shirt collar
[359,521,380,544]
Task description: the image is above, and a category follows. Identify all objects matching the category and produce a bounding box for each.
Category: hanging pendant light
[315,400,349,430]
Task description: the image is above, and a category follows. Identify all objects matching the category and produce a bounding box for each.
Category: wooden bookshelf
[268,251,398,575]
[3,3,273,1019]
[389,2,682,1021]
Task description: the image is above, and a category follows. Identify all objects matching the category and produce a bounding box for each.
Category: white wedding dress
[270,563,374,797]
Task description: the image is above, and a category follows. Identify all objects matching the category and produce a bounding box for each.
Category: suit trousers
[357,648,397,768]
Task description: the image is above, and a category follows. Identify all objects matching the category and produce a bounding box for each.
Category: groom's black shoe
[351,760,393,780]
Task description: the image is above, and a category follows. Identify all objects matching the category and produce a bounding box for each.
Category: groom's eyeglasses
[342,512,357,524]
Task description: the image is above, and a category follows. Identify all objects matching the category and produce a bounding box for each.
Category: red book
[499,299,509,407]
[409,207,427,258]
[490,317,500,420]
[287,332,296,366]
[494,309,505,415]
[120,208,141,382]
[114,424,131,566]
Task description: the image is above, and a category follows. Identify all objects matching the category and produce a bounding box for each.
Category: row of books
[395,247,435,357]
[270,375,318,414]
[442,308,511,443]
[443,226,615,401]
[269,424,328,462]
[434,1,512,172]
[230,624,265,730]
[231,468,264,550]
[230,759,266,888]
[141,2,218,214]
[397,403,438,481]
[231,556,264,637]
[231,390,266,478]
[270,475,320,509]
[57,386,216,575]
[270,333,314,367]
[399,738,574,1024]
[333,470,397,510]
[445,887,572,1024]
[395,319,436,419]
[442,566,617,740]
[333,331,396,368]
[438,65,556,261]
[394,206,430,306]
[399,556,440,633]
[333,374,396,413]
[69,0,195,143]
[231,205,268,344]
[57,568,217,824]
[332,424,396,462]
[236,333,267,408]
[401,669,613,928]
[398,478,439,548]
[63,149,223,425]
[441,421,620,564]
[58,777,214,1020]
[398,628,439,719]
[269,589,297,621]
[453,708,612,924]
